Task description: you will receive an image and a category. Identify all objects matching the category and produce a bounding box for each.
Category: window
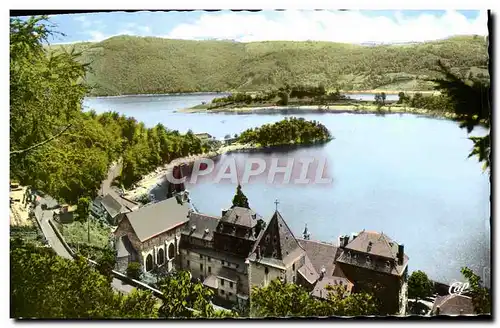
[187,260,190,267]
[208,257,211,262]
[292,263,295,271]
[265,267,269,275]
[220,290,225,295]
[208,267,212,274]
[221,279,225,286]
[200,254,203,259]
[229,292,233,297]
[221,260,224,266]
[236,264,239,269]
[200,264,203,271]
[230,282,233,288]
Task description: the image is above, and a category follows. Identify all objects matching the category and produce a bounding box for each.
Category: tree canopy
[238,117,332,147]
[9,16,214,204]
[408,270,433,301]
[10,237,158,318]
[251,279,379,317]
[461,267,491,314]
[231,184,250,209]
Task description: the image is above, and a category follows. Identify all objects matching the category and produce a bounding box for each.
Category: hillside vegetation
[51,35,489,96]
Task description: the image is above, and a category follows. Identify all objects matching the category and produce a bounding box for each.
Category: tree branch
[10,123,72,155]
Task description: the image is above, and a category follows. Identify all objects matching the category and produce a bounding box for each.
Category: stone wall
[249,261,284,290]
[180,248,249,301]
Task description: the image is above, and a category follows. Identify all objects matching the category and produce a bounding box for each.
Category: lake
[83,94,491,286]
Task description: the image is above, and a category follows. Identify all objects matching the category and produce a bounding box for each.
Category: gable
[255,211,301,263]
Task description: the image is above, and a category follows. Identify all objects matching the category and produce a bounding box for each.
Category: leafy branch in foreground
[431,60,491,172]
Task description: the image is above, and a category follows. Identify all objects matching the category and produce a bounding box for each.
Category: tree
[250,279,378,317]
[126,262,142,280]
[408,270,433,302]
[461,267,491,314]
[76,197,91,222]
[10,238,156,318]
[95,247,116,283]
[380,92,386,105]
[277,91,289,106]
[397,92,407,104]
[231,184,250,209]
[157,271,218,318]
[114,289,159,318]
[250,279,319,317]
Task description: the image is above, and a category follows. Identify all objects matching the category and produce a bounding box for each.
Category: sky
[41,10,488,44]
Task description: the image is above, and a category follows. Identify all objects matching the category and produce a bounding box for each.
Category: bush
[127,262,142,280]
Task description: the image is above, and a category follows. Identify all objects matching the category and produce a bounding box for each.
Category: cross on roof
[274,199,279,211]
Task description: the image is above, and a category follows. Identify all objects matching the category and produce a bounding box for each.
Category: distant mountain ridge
[50,35,488,96]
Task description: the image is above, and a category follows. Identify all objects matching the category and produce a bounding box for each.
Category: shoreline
[179,104,457,119]
[122,143,256,200]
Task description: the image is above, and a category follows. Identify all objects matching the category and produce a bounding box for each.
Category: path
[33,194,134,294]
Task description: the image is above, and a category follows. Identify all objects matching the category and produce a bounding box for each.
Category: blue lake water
[83,94,491,285]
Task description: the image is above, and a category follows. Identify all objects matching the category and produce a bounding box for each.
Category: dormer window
[366,256,371,265]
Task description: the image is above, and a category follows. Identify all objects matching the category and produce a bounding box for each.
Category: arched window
[168,243,175,260]
[146,254,153,272]
[157,248,165,265]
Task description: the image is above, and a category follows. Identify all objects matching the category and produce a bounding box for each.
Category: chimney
[256,246,261,259]
[352,232,358,240]
[367,241,373,253]
[222,209,228,217]
[338,235,343,247]
[320,267,326,280]
[397,244,404,265]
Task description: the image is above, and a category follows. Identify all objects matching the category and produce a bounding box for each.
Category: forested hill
[51,35,488,96]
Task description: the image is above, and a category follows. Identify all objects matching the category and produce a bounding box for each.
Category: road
[33,194,134,294]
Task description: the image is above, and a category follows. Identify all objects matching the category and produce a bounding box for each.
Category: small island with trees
[238,117,333,147]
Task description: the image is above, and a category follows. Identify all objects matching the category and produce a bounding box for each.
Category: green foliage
[158,271,219,318]
[277,91,290,105]
[61,219,110,249]
[460,267,491,314]
[10,18,214,201]
[231,184,250,209]
[95,247,116,282]
[10,238,156,318]
[50,35,488,96]
[250,279,378,317]
[239,117,332,147]
[407,270,433,301]
[126,262,142,280]
[76,197,91,221]
[10,16,106,204]
[431,60,491,172]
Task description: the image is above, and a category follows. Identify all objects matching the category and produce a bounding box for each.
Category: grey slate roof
[298,255,319,284]
[125,197,191,242]
[221,207,261,228]
[344,230,399,259]
[203,275,219,289]
[101,193,124,219]
[336,230,409,276]
[432,294,475,315]
[298,239,342,278]
[216,267,240,282]
[183,212,220,241]
[249,210,302,266]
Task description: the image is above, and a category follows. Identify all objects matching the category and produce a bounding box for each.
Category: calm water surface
[84,94,491,285]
